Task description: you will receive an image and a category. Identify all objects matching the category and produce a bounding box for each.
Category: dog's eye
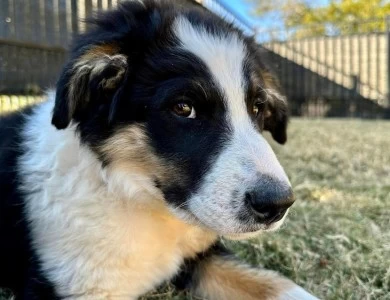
[253,101,264,118]
[172,103,196,119]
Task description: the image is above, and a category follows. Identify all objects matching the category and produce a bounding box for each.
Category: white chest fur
[19,97,216,299]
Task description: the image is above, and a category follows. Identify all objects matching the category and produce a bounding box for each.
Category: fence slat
[0,1,10,39]
[58,0,69,48]
[44,0,55,45]
[387,17,390,108]
[71,0,79,35]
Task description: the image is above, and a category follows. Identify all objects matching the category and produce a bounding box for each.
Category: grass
[234,118,390,300]
[1,118,389,300]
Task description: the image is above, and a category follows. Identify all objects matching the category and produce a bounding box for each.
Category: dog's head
[52,0,293,238]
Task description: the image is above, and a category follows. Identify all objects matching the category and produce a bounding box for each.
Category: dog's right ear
[52,45,128,129]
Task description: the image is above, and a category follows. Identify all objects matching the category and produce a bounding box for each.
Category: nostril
[249,203,288,224]
[245,192,269,218]
[244,192,252,205]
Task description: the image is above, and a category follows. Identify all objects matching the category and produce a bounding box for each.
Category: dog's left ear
[262,71,289,144]
[52,44,128,129]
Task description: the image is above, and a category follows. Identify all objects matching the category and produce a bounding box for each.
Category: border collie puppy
[0,1,317,299]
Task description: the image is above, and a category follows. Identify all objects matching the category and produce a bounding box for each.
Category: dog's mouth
[223,213,288,240]
[168,204,289,239]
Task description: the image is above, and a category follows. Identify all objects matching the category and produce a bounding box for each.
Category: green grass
[1,118,389,300]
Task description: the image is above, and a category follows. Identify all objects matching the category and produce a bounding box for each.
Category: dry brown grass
[231,118,390,300]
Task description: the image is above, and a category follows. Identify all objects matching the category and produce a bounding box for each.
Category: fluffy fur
[0,1,317,299]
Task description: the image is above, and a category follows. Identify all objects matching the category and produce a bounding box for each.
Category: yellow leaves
[294,182,342,202]
[310,188,341,202]
[251,0,390,36]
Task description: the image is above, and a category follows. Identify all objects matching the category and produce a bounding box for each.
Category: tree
[251,0,390,37]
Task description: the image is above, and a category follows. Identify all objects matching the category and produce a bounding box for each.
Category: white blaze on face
[174,17,250,126]
[174,17,291,235]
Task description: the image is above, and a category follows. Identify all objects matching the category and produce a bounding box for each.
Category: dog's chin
[223,230,264,241]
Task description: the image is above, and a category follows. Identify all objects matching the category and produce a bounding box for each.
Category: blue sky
[219,0,330,30]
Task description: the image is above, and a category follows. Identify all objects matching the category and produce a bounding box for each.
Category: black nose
[245,176,294,224]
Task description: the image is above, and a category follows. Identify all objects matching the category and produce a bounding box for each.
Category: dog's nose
[245,176,294,224]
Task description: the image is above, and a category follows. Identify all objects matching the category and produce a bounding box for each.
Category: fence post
[71,0,79,35]
[0,1,10,39]
[386,16,390,108]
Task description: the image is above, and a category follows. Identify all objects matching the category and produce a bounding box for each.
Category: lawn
[1,118,390,300]
[235,119,390,300]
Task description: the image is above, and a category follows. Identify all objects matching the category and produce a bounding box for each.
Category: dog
[0,1,317,299]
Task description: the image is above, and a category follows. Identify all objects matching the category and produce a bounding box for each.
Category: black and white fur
[0,1,317,299]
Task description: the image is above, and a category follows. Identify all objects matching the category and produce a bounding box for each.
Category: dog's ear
[52,1,162,129]
[262,71,289,144]
[52,44,128,129]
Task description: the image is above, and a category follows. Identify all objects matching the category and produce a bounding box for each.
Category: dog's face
[52,1,293,238]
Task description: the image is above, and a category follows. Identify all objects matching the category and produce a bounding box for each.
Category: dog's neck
[19,92,217,298]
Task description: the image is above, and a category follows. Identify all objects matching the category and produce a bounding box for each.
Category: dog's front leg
[173,243,318,300]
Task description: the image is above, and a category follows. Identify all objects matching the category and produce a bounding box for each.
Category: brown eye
[172,102,196,118]
[253,102,263,117]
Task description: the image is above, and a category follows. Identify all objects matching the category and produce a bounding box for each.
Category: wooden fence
[261,30,390,117]
[0,0,121,95]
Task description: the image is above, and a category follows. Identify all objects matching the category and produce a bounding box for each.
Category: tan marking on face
[194,256,294,300]
[99,125,175,184]
[78,44,120,63]
[264,108,272,118]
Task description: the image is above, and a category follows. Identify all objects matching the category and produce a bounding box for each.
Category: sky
[219,0,331,31]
